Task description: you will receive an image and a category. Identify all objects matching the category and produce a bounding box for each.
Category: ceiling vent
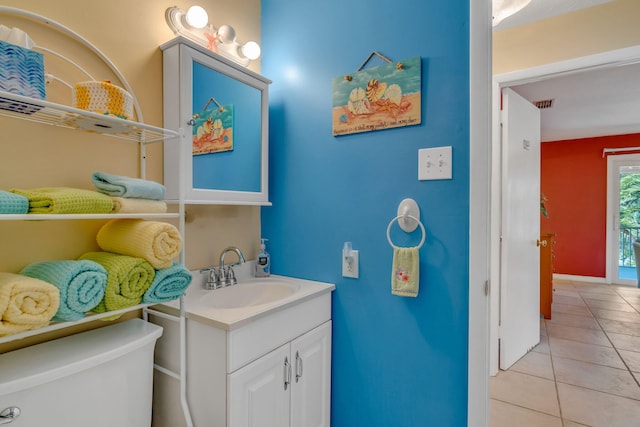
[533,99,554,109]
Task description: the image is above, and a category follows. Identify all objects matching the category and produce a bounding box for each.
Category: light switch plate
[418,146,452,180]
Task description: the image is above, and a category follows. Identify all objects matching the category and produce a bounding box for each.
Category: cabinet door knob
[536,239,547,247]
[295,351,303,383]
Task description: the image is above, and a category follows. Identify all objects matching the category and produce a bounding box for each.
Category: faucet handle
[200,267,222,290]
[224,265,238,286]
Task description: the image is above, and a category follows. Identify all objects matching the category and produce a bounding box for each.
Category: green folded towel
[9,187,114,214]
[391,246,419,297]
[78,252,155,314]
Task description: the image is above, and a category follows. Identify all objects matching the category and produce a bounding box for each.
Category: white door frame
[489,45,640,375]
[467,0,492,425]
[606,153,640,286]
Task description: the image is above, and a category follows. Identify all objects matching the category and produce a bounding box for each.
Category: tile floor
[490,279,640,427]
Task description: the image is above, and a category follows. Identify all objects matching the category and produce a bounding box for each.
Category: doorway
[490,45,640,376]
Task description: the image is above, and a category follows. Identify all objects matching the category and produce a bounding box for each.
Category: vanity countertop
[159,270,335,331]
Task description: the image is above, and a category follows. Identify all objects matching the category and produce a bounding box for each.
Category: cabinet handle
[0,407,21,425]
[284,356,291,391]
[295,351,303,383]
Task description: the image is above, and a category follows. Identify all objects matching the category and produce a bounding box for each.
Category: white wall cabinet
[228,321,332,427]
[161,37,271,205]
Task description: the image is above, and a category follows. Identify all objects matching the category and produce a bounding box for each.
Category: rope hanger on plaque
[344,51,404,81]
[190,96,235,155]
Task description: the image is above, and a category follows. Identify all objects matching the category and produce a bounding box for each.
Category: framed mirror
[162,37,271,205]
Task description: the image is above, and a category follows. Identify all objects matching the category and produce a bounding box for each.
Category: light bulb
[240,41,261,60]
[185,5,208,29]
[216,25,236,44]
[492,0,531,26]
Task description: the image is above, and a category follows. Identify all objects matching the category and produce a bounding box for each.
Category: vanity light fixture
[492,0,532,26]
[165,5,261,67]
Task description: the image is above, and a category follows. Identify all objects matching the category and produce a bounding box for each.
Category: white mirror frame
[161,37,271,205]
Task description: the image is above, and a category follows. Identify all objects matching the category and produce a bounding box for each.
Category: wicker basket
[72,80,133,120]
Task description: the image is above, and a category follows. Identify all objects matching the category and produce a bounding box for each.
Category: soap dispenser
[255,238,271,277]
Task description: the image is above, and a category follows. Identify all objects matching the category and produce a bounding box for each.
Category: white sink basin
[162,273,335,330]
[200,280,301,309]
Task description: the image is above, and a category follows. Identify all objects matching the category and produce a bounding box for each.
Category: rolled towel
[142,263,192,304]
[9,187,114,214]
[92,171,166,200]
[78,252,155,314]
[20,260,107,322]
[110,197,168,214]
[0,190,29,214]
[0,272,60,337]
[96,219,182,269]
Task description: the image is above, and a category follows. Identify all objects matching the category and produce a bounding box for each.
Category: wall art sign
[332,53,421,136]
[192,97,234,155]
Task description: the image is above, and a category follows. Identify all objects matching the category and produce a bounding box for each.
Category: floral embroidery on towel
[395,268,410,283]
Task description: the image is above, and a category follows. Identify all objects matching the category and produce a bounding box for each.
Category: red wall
[541,133,640,278]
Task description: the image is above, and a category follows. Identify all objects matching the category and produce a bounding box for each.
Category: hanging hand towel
[391,246,419,297]
[92,171,166,200]
[20,260,107,322]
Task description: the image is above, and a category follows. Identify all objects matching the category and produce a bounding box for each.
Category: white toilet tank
[0,319,162,426]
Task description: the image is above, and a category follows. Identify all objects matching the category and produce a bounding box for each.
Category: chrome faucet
[219,246,246,286]
[200,247,246,290]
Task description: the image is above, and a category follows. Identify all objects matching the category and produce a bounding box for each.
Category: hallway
[490,280,640,426]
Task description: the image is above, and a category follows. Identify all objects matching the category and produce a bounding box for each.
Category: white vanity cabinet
[149,277,334,427]
[228,320,332,427]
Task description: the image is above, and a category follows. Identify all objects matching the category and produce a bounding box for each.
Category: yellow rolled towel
[96,219,182,269]
[0,272,60,337]
[78,252,155,314]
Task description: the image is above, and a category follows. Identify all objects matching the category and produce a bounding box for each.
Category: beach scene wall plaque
[332,55,421,136]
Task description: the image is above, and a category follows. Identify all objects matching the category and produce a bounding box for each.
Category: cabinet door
[290,321,332,427]
[228,344,290,427]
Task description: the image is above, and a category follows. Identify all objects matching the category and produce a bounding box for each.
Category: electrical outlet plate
[342,250,359,278]
[418,146,452,180]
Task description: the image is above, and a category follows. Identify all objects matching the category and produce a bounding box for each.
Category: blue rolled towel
[0,190,29,214]
[20,260,108,322]
[142,263,192,304]
[92,171,166,200]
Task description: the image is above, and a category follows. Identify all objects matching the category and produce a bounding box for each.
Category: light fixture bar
[165,6,260,67]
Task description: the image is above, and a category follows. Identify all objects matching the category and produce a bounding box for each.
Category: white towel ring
[386,214,426,249]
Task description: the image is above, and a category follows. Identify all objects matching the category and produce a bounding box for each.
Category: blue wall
[261,1,470,425]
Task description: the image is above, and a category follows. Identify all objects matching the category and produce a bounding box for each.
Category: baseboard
[553,274,607,284]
